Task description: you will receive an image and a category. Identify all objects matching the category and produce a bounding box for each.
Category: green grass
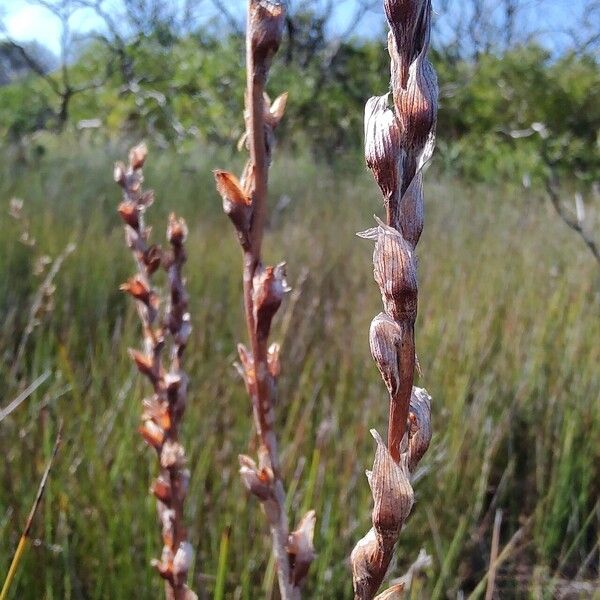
[0,135,598,599]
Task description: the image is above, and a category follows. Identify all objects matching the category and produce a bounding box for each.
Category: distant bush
[0,33,598,184]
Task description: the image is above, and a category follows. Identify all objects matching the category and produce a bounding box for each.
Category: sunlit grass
[0,136,598,598]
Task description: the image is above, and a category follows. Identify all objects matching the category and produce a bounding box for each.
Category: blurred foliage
[0,24,598,183]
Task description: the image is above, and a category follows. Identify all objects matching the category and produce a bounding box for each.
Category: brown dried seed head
[239,454,274,501]
[351,527,387,599]
[364,94,402,201]
[407,387,432,473]
[369,313,403,399]
[358,219,417,322]
[369,430,414,547]
[287,510,316,586]
[128,349,156,381]
[266,91,288,128]
[393,54,438,186]
[384,0,427,88]
[172,542,193,585]
[114,161,127,187]
[120,276,151,304]
[398,171,424,249]
[160,440,186,469]
[167,213,188,246]
[214,169,253,240]
[267,342,281,378]
[253,263,290,341]
[139,420,165,449]
[374,583,406,599]
[143,245,163,274]
[118,201,139,229]
[151,476,172,504]
[249,0,285,72]
[129,142,148,170]
[142,396,172,430]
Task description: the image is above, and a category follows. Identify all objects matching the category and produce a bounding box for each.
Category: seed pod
[358,219,417,322]
[214,169,253,246]
[384,0,427,88]
[398,170,424,249]
[364,94,402,202]
[407,387,432,473]
[351,527,390,600]
[151,476,172,504]
[249,0,285,77]
[129,349,157,383]
[287,510,316,586]
[118,201,139,229]
[267,342,281,378]
[369,430,413,548]
[160,440,186,469]
[172,541,193,586]
[114,161,127,187]
[239,454,273,501]
[266,92,288,128]
[120,276,152,305]
[393,52,438,191]
[253,263,290,341]
[143,244,162,274]
[369,313,402,399]
[140,420,165,449]
[142,396,171,430]
[374,583,406,599]
[129,142,148,171]
[167,213,188,246]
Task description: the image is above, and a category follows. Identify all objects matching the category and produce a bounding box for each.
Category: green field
[0,137,598,598]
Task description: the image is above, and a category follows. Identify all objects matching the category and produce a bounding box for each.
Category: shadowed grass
[0,136,598,598]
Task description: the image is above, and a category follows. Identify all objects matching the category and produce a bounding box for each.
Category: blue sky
[0,0,594,55]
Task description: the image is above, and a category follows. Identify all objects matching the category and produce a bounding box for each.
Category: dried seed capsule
[167,213,188,246]
[287,510,316,587]
[369,313,407,402]
[239,454,273,501]
[253,263,290,341]
[374,583,406,599]
[117,201,139,228]
[365,94,402,203]
[214,169,253,246]
[384,0,427,88]
[172,541,193,586]
[151,476,172,504]
[398,171,424,249]
[351,527,390,600]
[139,420,165,449]
[129,142,148,171]
[249,0,285,77]
[358,219,417,322]
[266,92,288,128]
[407,387,432,473]
[393,52,438,191]
[369,430,413,548]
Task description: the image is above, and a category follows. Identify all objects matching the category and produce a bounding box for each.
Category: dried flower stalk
[214,2,314,598]
[351,1,437,598]
[115,143,196,600]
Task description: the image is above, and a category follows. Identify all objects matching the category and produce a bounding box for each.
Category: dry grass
[0,138,598,598]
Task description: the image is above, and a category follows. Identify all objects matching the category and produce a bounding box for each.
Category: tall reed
[351,1,438,598]
[213,2,315,599]
[115,144,196,600]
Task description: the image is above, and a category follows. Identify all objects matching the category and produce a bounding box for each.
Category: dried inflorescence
[352,0,437,598]
[115,143,196,600]
[213,3,314,599]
